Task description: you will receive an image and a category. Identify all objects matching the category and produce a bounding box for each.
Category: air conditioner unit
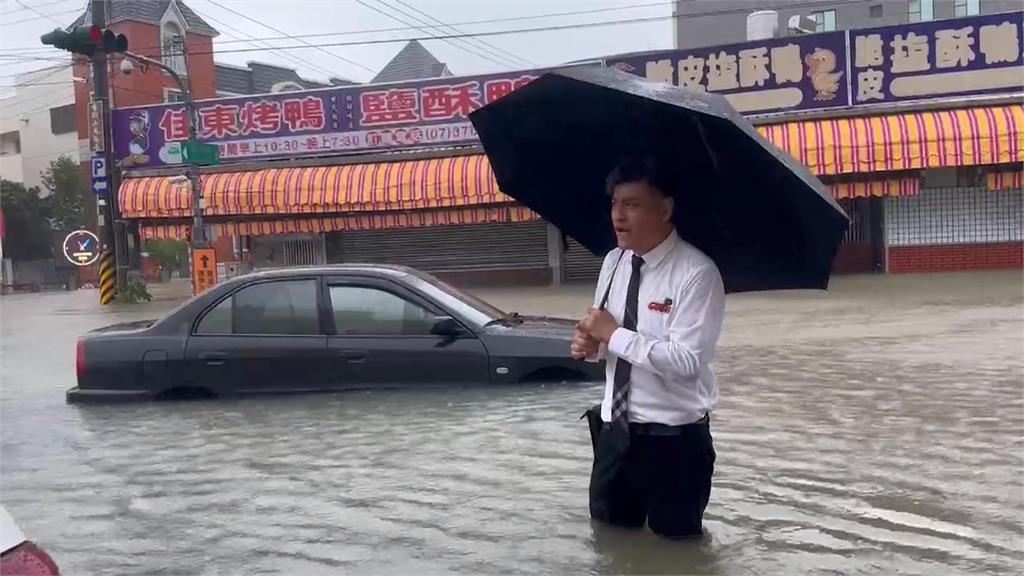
[787,14,817,35]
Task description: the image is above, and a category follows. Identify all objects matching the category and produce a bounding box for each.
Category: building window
[161,21,187,76]
[811,9,837,32]
[49,104,76,135]
[165,89,186,103]
[909,0,934,22]
[0,131,21,156]
[869,4,883,18]
[954,0,979,17]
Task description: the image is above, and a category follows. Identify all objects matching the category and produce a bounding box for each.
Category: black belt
[604,413,710,436]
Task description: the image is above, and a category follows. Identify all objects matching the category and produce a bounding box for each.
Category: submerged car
[67,265,603,403]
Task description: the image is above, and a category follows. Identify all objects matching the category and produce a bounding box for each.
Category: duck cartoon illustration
[804,48,844,101]
[120,109,151,167]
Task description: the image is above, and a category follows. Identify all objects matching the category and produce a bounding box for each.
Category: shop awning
[987,169,1023,191]
[121,105,1021,222]
[757,104,1023,176]
[121,154,510,219]
[138,204,538,240]
[827,176,920,200]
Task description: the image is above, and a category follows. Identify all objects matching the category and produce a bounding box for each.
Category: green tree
[42,155,90,233]
[0,179,53,260]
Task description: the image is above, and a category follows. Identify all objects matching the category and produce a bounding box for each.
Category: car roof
[224,263,428,284]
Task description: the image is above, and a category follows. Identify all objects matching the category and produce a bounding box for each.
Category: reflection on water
[1,274,1022,575]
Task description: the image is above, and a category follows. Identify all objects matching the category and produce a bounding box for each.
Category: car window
[330,285,435,336]
[235,280,319,335]
[197,280,319,335]
[196,297,232,334]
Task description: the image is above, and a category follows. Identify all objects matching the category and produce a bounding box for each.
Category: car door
[185,277,329,394]
[324,276,489,388]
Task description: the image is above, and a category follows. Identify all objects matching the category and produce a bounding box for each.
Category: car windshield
[404,271,506,327]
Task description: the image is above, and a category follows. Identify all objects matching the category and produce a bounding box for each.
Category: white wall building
[0,65,79,193]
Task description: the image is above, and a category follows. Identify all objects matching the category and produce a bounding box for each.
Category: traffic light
[40,25,127,57]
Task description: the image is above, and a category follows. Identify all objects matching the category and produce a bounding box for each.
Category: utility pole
[40,1,130,304]
[91,0,128,299]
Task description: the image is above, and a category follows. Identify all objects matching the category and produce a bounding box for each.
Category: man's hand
[578,308,620,344]
[570,329,599,360]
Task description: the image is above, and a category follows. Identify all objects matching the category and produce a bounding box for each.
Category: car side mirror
[431,316,466,337]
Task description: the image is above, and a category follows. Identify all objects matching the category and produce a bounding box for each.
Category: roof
[372,40,452,84]
[69,0,218,37]
[214,62,355,96]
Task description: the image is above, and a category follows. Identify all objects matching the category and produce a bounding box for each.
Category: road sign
[89,100,105,153]
[182,140,220,166]
[90,156,109,195]
[191,247,218,295]
[63,230,101,266]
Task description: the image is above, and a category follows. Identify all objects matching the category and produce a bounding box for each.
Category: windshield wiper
[484,312,524,327]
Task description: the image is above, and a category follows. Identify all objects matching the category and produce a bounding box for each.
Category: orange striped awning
[121,105,1022,221]
[828,177,920,200]
[987,169,1023,191]
[757,105,1023,176]
[121,154,509,219]
[139,204,539,240]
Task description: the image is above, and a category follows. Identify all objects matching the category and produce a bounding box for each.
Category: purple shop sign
[850,11,1023,106]
[607,31,851,115]
[112,67,565,169]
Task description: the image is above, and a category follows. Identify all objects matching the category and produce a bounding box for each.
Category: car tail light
[76,338,85,384]
[0,541,60,575]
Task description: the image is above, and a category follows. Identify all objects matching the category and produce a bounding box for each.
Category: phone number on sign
[216,124,479,159]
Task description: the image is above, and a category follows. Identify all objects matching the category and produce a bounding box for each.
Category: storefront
[114,11,1023,285]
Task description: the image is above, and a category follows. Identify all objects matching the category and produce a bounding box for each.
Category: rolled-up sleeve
[605,265,725,379]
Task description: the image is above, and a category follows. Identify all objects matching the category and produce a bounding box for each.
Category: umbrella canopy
[469,65,850,293]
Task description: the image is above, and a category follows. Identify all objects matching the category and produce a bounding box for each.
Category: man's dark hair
[605,156,674,198]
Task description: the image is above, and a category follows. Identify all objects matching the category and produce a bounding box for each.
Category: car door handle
[199,352,228,366]
[337,350,367,363]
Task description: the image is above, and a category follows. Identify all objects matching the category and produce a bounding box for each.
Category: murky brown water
[2,272,1022,575]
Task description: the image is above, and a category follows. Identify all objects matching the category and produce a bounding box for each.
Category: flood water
[1,272,1022,575]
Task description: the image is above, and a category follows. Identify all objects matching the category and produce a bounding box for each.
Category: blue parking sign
[91,156,109,195]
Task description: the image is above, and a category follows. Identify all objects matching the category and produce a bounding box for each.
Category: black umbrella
[469,65,849,293]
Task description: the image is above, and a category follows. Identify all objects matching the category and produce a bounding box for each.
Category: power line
[370,0,525,70]
[0,62,70,79]
[355,0,515,71]
[9,1,73,27]
[188,6,348,82]
[3,0,874,54]
[0,0,72,17]
[0,91,73,121]
[201,0,374,76]
[139,12,698,58]
[390,0,535,68]
[0,1,672,54]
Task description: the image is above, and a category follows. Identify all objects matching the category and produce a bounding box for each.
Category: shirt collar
[630,230,679,269]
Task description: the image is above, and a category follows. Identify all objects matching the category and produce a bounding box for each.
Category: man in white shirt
[573,157,725,539]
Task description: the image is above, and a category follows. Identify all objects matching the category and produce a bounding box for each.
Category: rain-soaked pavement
[1,271,1022,575]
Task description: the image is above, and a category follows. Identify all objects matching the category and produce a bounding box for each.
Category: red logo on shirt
[648,298,673,314]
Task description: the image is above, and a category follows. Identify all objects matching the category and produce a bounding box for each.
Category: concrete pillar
[546,223,563,286]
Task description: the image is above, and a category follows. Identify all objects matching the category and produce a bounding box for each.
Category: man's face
[611,180,674,252]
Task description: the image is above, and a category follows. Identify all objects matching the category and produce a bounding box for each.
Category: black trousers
[587,414,715,539]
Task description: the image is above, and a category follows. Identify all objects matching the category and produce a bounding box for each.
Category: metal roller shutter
[327,221,549,273]
[562,236,604,283]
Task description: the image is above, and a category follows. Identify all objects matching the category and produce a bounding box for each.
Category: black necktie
[610,254,644,430]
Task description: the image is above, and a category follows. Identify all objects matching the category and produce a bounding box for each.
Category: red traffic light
[40,26,127,56]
